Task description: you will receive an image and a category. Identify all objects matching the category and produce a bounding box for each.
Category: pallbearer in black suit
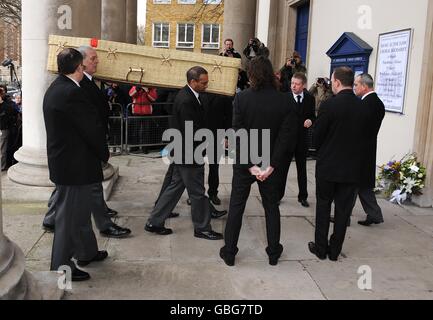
[145,67,223,241]
[44,49,109,281]
[353,73,385,226]
[220,56,298,267]
[309,67,367,261]
[278,73,316,207]
[42,46,131,239]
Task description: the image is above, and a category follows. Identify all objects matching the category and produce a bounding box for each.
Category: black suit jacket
[232,86,295,169]
[80,75,110,135]
[361,92,385,188]
[43,75,109,185]
[289,90,316,144]
[313,89,367,184]
[171,85,206,166]
[202,93,233,131]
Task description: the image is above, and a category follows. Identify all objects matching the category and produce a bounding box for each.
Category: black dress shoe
[299,199,310,208]
[145,223,173,235]
[42,223,55,233]
[209,194,221,206]
[71,268,91,282]
[308,242,327,260]
[267,245,283,266]
[168,212,180,218]
[106,207,118,218]
[187,199,192,205]
[219,249,235,266]
[358,217,384,226]
[100,225,132,238]
[77,250,108,267]
[194,230,223,240]
[211,209,227,219]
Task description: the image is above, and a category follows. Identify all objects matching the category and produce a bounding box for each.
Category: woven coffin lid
[47,35,241,96]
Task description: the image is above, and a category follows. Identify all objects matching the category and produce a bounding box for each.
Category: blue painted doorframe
[294,1,310,64]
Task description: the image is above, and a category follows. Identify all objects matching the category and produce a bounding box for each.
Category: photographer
[279,51,307,92]
[0,85,18,171]
[220,39,241,59]
[243,38,270,60]
[308,77,333,115]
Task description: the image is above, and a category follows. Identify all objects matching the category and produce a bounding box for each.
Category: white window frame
[201,23,220,49]
[153,0,171,4]
[152,22,170,48]
[176,23,195,48]
[203,0,221,4]
[177,0,196,4]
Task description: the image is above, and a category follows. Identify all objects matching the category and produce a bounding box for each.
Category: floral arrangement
[376,153,427,204]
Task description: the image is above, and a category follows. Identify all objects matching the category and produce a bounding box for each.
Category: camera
[290,58,297,65]
[317,78,325,85]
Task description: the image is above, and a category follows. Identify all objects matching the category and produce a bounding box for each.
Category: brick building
[145,0,224,55]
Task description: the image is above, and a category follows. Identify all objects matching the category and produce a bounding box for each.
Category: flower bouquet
[376,153,427,205]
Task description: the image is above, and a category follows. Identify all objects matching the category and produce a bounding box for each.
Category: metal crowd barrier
[107,102,124,155]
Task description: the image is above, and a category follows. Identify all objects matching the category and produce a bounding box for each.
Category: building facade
[249,0,433,206]
[145,0,224,54]
[0,19,22,83]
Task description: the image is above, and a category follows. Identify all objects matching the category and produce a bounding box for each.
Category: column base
[411,187,433,208]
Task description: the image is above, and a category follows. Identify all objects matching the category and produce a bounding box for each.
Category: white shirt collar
[293,91,304,102]
[84,71,93,81]
[66,75,80,87]
[188,85,201,104]
[362,91,375,100]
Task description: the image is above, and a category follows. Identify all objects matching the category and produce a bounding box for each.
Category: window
[202,24,220,49]
[153,23,170,48]
[178,0,196,4]
[177,23,195,48]
[203,0,221,4]
[153,0,171,3]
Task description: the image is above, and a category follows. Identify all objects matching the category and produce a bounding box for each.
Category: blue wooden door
[295,2,310,64]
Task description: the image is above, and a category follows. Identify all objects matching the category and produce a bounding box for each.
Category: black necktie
[297,95,302,104]
[198,94,203,106]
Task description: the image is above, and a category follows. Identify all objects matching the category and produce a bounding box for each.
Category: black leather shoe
[299,199,310,208]
[267,245,283,266]
[209,194,221,206]
[308,242,327,260]
[100,225,131,238]
[187,199,192,206]
[194,230,223,241]
[77,251,108,267]
[106,207,118,218]
[71,268,91,282]
[168,212,180,218]
[219,249,235,266]
[42,223,55,233]
[358,217,384,226]
[145,223,173,235]
[211,209,227,219]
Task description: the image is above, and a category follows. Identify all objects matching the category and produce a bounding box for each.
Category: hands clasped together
[249,166,275,182]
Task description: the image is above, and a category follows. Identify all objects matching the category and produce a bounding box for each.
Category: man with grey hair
[353,73,385,226]
[43,45,131,239]
[145,66,223,241]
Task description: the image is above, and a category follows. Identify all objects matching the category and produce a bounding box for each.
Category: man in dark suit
[220,56,298,267]
[353,73,385,226]
[42,46,131,239]
[278,72,316,207]
[145,66,223,241]
[308,67,367,262]
[44,48,109,281]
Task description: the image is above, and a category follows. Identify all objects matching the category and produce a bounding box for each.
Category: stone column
[126,0,138,44]
[223,0,257,66]
[8,0,104,187]
[101,0,127,42]
[0,161,42,299]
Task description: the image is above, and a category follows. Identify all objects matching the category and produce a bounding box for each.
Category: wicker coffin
[47,35,241,96]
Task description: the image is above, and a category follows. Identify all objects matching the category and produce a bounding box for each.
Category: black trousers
[315,178,357,258]
[221,166,283,260]
[277,138,308,201]
[208,164,219,197]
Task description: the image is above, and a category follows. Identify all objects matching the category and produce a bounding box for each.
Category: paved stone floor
[2,155,433,300]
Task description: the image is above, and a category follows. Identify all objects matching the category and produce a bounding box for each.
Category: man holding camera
[243,38,270,60]
[279,51,307,93]
[220,39,241,59]
[0,85,18,171]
